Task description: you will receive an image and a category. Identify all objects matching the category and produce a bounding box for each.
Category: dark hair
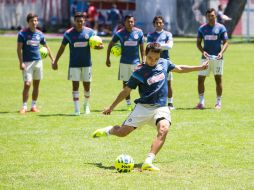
[26,13,38,23]
[74,12,86,20]
[124,15,134,22]
[206,8,216,15]
[152,16,165,25]
[145,43,161,55]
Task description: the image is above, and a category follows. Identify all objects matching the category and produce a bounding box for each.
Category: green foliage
[0,36,253,189]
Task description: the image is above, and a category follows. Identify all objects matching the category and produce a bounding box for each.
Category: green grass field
[0,36,253,189]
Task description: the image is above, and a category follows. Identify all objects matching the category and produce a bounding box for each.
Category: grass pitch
[0,36,253,189]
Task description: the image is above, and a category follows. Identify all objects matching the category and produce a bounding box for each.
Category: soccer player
[17,13,54,114]
[196,8,229,110]
[147,16,175,110]
[105,15,145,111]
[53,12,103,115]
[92,43,209,171]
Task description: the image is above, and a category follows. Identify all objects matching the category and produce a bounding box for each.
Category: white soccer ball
[114,154,134,173]
[89,36,103,49]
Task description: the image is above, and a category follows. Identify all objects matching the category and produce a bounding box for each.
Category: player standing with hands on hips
[53,12,103,115]
[196,8,228,110]
[17,13,55,114]
[92,43,209,171]
[106,15,145,111]
[147,16,175,110]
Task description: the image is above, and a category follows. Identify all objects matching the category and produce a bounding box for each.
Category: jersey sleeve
[17,32,24,43]
[197,27,203,38]
[139,31,145,44]
[147,33,152,43]
[62,32,70,45]
[220,26,229,40]
[167,60,176,72]
[112,33,120,43]
[127,75,139,89]
[40,33,46,45]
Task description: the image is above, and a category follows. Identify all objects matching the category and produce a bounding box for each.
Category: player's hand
[106,59,111,67]
[201,60,209,70]
[217,52,223,59]
[203,51,209,59]
[103,106,113,115]
[52,62,58,70]
[94,43,104,49]
[20,63,26,70]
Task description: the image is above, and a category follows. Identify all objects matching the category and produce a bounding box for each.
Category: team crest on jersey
[133,34,139,39]
[156,64,163,71]
[160,34,166,40]
[85,34,89,39]
[35,35,40,40]
[214,28,219,34]
[147,73,165,85]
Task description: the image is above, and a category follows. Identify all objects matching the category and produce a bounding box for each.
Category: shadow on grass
[84,162,143,171]
[174,107,213,110]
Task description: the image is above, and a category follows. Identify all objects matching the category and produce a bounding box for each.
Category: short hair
[26,13,38,23]
[152,16,165,25]
[124,15,134,22]
[206,8,216,15]
[74,12,86,20]
[145,43,161,55]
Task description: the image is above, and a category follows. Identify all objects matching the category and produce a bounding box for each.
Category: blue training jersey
[127,58,175,106]
[147,30,173,60]
[112,27,144,64]
[17,28,46,62]
[62,27,95,67]
[197,23,228,58]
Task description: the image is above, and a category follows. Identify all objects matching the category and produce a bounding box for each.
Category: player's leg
[30,80,40,112]
[167,72,174,110]
[20,81,31,113]
[123,81,132,110]
[72,81,80,115]
[214,75,222,109]
[92,125,135,138]
[81,66,92,114]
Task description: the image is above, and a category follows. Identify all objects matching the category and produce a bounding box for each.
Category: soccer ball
[114,154,134,173]
[89,36,103,49]
[111,43,121,57]
[39,47,48,59]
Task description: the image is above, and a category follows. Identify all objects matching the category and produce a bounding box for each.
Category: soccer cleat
[195,103,205,110]
[168,103,175,110]
[74,111,80,116]
[141,163,160,172]
[215,104,221,110]
[84,103,90,114]
[127,104,133,111]
[92,126,112,138]
[30,107,39,112]
[19,107,27,114]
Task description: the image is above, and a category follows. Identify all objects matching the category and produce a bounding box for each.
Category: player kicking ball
[92,43,208,171]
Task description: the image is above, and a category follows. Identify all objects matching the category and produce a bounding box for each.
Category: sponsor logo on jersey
[147,73,165,85]
[204,35,218,40]
[74,42,88,47]
[124,41,138,46]
[26,40,40,46]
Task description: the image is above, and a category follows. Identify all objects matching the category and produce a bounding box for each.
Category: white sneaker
[84,103,90,114]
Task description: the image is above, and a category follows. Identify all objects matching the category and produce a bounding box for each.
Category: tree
[224,0,247,38]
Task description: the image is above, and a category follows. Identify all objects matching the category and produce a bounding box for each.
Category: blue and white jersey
[112,27,144,64]
[127,58,175,106]
[17,28,46,62]
[147,30,173,60]
[62,27,95,67]
[197,23,228,58]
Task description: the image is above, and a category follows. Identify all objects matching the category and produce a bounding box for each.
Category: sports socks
[126,99,131,105]
[72,91,80,113]
[168,97,173,104]
[216,96,222,105]
[31,100,36,108]
[144,153,155,164]
[22,102,27,109]
[199,93,205,105]
[84,90,90,104]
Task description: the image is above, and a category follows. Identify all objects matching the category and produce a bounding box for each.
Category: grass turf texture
[0,36,253,189]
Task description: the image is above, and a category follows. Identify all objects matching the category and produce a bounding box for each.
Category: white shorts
[22,60,43,81]
[167,72,173,81]
[123,104,171,128]
[68,67,92,82]
[198,59,224,76]
[118,63,137,81]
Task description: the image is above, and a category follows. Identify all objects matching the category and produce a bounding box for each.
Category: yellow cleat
[141,163,160,172]
[92,126,112,138]
[127,104,133,111]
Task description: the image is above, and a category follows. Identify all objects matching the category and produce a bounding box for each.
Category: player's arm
[53,44,66,70]
[140,43,145,63]
[217,39,228,59]
[197,37,209,58]
[106,40,116,67]
[43,44,54,63]
[103,86,132,115]
[172,60,209,73]
[17,42,25,70]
